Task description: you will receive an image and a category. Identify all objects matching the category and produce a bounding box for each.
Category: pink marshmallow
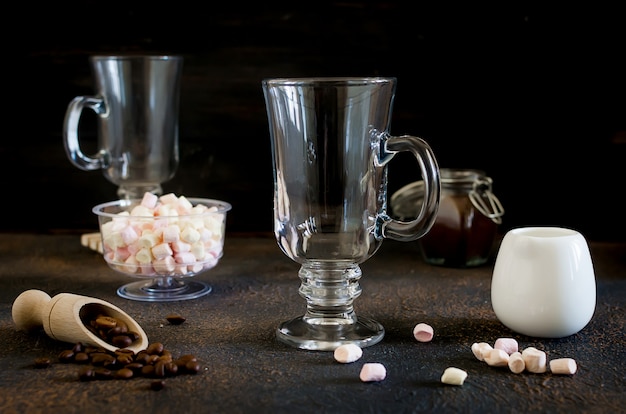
[120,225,139,245]
[141,192,159,209]
[494,338,519,355]
[360,363,386,382]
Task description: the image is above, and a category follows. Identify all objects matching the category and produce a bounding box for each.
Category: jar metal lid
[391,168,505,224]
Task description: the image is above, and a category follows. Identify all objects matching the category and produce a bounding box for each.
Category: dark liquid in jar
[419,192,497,267]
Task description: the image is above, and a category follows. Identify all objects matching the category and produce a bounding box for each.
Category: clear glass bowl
[93,196,232,302]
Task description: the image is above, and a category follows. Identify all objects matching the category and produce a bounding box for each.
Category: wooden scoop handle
[12,289,149,353]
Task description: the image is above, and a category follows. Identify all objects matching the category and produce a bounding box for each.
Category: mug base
[276,315,384,351]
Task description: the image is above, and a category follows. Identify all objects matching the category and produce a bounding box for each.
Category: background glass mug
[491,226,596,338]
[63,55,183,200]
[263,77,441,350]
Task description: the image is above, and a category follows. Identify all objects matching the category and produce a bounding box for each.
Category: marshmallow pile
[472,338,577,375]
[98,192,227,277]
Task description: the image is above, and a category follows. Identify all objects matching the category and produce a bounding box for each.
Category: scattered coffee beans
[81,312,141,349]
[52,341,200,382]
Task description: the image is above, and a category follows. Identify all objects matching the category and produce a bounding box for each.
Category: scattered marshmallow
[484,348,510,367]
[413,323,434,342]
[508,351,526,374]
[471,342,493,361]
[472,339,577,378]
[359,363,386,382]
[494,337,518,355]
[521,347,547,373]
[549,358,577,375]
[441,367,467,385]
[334,344,363,364]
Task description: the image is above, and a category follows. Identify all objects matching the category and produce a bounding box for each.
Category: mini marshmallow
[508,351,525,374]
[191,242,206,260]
[549,358,577,375]
[471,342,493,361]
[113,247,131,262]
[130,205,154,217]
[359,363,386,382]
[162,225,181,243]
[181,227,201,244]
[494,338,518,355]
[153,256,176,273]
[521,347,547,373]
[151,242,174,260]
[138,231,159,248]
[175,252,197,264]
[119,225,139,245]
[441,367,467,385]
[141,192,159,209]
[171,240,192,253]
[484,348,510,367]
[159,193,179,205]
[413,323,434,342]
[135,247,153,264]
[123,256,139,273]
[334,344,363,363]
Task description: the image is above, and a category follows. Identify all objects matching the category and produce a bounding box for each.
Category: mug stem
[117,184,163,200]
[276,263,384,351]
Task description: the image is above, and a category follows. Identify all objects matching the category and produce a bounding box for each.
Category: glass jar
[390,168,504,267]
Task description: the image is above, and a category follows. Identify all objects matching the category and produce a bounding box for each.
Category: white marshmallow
[441,367,467,385]
[521,347,547,373]
[549,358,577,375]
[471,342,493,361]
[484,348,510,367]
[508,351,526,374]
[153,256,176,273]
[334,344,363,363]
[151,243,173,260]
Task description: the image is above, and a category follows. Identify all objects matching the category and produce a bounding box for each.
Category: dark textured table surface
[0,233,624,414]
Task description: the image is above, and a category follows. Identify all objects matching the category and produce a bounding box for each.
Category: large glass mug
[263,77,440,350]
[63,55,183,200]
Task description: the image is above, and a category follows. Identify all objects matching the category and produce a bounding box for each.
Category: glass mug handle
[63,95,109,171]
[376,134,441,242]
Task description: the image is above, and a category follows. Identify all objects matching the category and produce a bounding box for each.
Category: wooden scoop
[12,289,149,353]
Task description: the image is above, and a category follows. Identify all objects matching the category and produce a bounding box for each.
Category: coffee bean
[115,368,134,379]
[146,342,164,355]
[185,360,201,374]
[58,350,75,363]
[116,353,134,365]
[34,357,51,368]
[154,361,166,378]
[78,367,95,381]
[150,380,166,391]
[94,316,118,329]
[93,368,113,380]
[111,335,133,348]
[166,314,186,325]
[74,352,90,364]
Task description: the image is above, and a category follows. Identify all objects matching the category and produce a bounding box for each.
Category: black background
[4,2,625,241]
